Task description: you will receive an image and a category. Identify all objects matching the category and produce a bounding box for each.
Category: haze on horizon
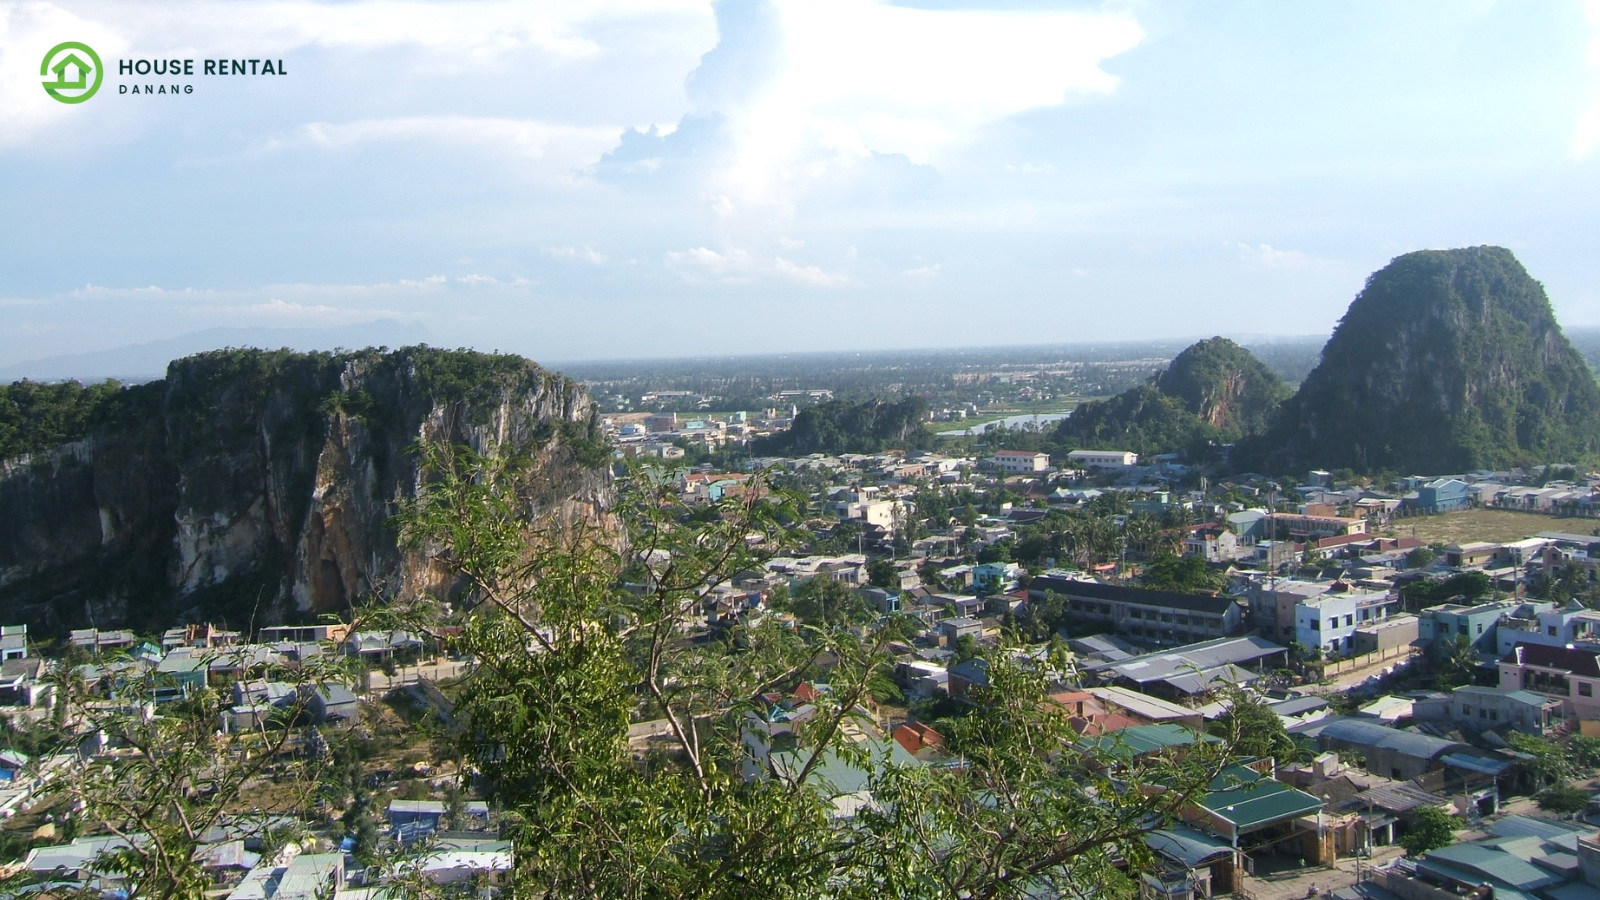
[4,0,1600,377]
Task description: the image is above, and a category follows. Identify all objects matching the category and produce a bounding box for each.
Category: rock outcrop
[0,347,609,634]
[1054,337,1288,457]
[1242,246,1600,473]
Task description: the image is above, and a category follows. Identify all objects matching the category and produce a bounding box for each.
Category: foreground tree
[394,448,1243,899]
[1398,806,1457,857]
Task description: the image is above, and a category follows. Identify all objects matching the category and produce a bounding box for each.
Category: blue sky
[3,0,1600,371]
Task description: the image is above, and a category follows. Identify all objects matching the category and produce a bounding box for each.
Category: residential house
[0,625,26,660]
[1495,598,1600,656]
[1412,685,1564,736]
[390,799,448,841]
[1290,583,1401,658]
[1291,717,1512,784]
[1497,643,1600,722]
[1184,525,1241,563]
[1419,598,1523,660]
[1413,478,1470,514]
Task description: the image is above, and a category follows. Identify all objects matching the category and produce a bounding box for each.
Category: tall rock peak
[1246,246,1600,473]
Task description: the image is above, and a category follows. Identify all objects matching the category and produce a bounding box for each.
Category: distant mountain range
[0,319,431,383]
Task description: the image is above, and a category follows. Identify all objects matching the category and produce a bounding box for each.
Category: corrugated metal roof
[1315,717,1464,760]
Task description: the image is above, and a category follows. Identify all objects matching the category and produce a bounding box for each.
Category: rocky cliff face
[0,347,610,634]
[1243,246,1600,473]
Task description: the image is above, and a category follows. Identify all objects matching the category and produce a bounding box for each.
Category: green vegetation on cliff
[751,397,933,455]
[1240,247,1600,473]
[1053,337,1288,458]
[0,379,162,460]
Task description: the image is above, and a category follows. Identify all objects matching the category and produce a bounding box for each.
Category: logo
[40,41,103,104]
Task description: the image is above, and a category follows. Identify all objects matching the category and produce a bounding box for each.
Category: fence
[1306,644,1419,679]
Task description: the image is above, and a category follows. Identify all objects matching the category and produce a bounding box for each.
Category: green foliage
[1207,693,1303,765]
[1507,732,1574,788]
[1243,246,1600,473]
[1401,572,1491,612]
[785,576,872,627]
[1405,546,1435,569]
[392,452,1242,899]
[0,378,159,460]
[1536,783,1591,815]
[1398,806,1457,856]
[866,559,899,590]
[1140,553,1224,593]
[751,397,933,455]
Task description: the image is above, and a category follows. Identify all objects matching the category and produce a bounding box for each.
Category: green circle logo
[40,41,103,104]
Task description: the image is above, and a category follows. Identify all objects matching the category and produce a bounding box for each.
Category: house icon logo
[40,41,103,104]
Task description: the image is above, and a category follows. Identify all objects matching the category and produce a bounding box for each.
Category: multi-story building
[1494,599,1600,656]
[1291,585,1401,657]
[988,449,1050,474]
[1028,576,1242,646]
[1497,644,1600,722]
[1065,450,1137,468]
[1419,598,1523,659]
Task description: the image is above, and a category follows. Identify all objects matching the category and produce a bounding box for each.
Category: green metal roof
[1201,765,1323,833]
[1077,723,1210,759]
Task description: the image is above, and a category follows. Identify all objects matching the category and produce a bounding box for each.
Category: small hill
[1053,337,1288,457]
[751,397,932,456]
[1242,246,1600,473]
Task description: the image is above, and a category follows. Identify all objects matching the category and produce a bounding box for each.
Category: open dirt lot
[1378,508,1591,546]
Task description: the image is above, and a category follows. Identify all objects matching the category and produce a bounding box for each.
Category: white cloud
[696,0,1142,216]
[191,298,407,324]
[902,263,940,278]
[0,1,715,148]
[542,243,606,264]
[665,245,851,286]
[1573,0,1600,159]
[1236,242,1319,269]
[265,116,620,183]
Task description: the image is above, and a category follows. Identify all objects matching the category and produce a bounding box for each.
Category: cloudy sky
[3,0,1600,372]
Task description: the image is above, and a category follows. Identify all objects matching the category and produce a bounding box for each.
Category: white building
[1293,586,1400,657]
[988,450,1050,474]
[1066,449,1138,468]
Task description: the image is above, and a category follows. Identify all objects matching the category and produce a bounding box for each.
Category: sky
[3,0,1600,372]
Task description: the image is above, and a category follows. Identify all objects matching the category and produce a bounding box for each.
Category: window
[1549,626,1558,636]
[1345,615,1353,627]
[1458,623,1468,635]
[1581,683,1593,698]
[1310,619,1320,631]
[1329,618,1338,630]
[1462,705,1472,715]
[1489,711,1498,721]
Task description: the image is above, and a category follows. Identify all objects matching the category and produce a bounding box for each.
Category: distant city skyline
[4,0,1600,375]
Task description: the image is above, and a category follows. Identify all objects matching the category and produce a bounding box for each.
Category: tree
[1398,806,1457,856]
[866,558,900,590]
[1208,693,1303,765]
[392,448,1244,899]
[1507,732,1574,789]
[1536,783,1591,816]
[1405,546,1435,569]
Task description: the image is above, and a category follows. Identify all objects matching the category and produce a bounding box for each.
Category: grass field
[1378,508,1596,546]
